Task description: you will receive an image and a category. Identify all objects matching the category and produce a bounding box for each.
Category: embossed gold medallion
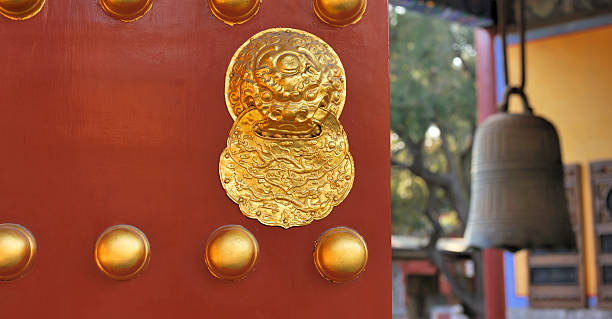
[220,28,354,228]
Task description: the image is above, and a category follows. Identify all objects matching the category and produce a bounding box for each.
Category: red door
[0,0,390,317]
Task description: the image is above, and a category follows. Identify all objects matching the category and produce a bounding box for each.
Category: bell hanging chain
[498,0,533,114]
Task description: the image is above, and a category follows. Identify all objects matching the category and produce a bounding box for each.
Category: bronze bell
[465,90,575,251]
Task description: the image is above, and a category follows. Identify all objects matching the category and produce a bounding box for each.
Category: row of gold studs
[0,223,367,283]
[0,0,366,26]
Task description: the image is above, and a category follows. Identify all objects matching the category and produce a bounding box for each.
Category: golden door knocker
[219,28,355,228]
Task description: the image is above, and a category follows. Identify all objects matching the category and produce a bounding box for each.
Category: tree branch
[437,123,460,176]
[391,158,452,188]
[459,119,476,198]
[421,184,484,316]
[436,124,470,226]
[391,134,453,188]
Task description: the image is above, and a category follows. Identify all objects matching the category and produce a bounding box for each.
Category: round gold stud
[0,223,36,281]
[313,0,366,27]
[0,0,45,20]
[204,225,258,280]
[313,226,367,283]
[99,0,153,22]
[208,0,260,25]
[94,225,150,280]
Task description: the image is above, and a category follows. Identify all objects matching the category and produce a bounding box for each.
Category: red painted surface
[401,260,437,275]
[399,260,452,297]
[475,28,507,319]
[475,28,498,124]
[438,273,452,296]
[482,249,506,318]
[0,1,391,318]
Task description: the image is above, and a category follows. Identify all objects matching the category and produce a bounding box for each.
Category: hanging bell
[465,89,576,251]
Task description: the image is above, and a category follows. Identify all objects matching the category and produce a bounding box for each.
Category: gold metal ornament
[94,225,150,280]
[99,0,153,22]
[0,224,36,281]
[0,0,45,20]
[313,226,367,283]
[313,0,366,27]
[204,225,258,280]
[220,28,354,228]
[208,0,260,25]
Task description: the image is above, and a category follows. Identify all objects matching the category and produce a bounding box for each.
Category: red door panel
[0,0,390,318]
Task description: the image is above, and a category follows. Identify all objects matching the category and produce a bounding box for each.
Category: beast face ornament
[219,28,354,228]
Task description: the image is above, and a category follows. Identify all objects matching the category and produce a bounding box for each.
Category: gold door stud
[208,0,260,25]
[204,225,259,280]
[314,227,367,283]
[99,0,153,22]
[94,225,151,280]
[313,0,366,27]
[0,0,46,20]
[0,223,36,281]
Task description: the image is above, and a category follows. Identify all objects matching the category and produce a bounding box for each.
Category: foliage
[390,6,477,235]
[389,6,482,315]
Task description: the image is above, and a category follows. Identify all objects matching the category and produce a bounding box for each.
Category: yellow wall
[508,25,612,297]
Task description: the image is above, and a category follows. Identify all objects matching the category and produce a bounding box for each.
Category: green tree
[389,6,483,316]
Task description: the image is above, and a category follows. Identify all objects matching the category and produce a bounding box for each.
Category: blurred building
[502,15,612,319]
[392,1,612,318]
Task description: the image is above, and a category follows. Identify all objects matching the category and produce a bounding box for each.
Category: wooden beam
[475,27,507,319]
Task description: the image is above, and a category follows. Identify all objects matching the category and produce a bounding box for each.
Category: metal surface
[313,0,366,27]
[99,0,153,22]
[204,225,258,280]
[208,0,260,25]
[0,223,36,281]
[220,28,354,228]
[224,28,347,121]
[465,110,576,250]
[0,0,45,20]
[313,226,367,283]
[498,0,530,103]
[94,225,150,280]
